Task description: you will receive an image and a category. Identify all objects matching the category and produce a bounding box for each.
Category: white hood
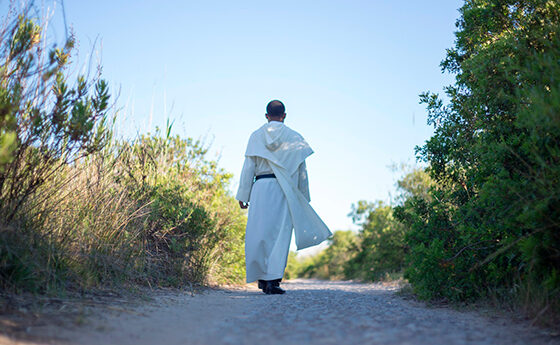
[264,122,285,151]
[245,122,313,175]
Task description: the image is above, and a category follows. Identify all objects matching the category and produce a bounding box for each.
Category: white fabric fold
[245,178,292,283]
[243,121,332,250]
[245,121,314,175]
[269,161,332,250]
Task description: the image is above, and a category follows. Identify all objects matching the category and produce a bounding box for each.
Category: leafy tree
[289,167,432,282]
[345,202,406,281]
[0,10,110,222]
[0,7,246,293]
[393,164,434,204]
[115,126,246,285]
[296,230,359,280]
[342,167,433,281]
[399,0,560,322]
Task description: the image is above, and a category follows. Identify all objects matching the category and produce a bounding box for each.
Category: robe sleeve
[297,160,310,202]
[236,156,256,203]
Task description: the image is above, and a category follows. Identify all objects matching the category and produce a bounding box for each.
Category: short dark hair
[266,100,285,117]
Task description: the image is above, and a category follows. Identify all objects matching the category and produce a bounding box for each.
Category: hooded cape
[245,122,332,250]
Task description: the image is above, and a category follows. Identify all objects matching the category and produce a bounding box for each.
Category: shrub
[115,129,246,286]
[287,231,358,280]
[398,0,560,324]
[287,167,432,283]
[0,6,111,292]
[0,8,246,294]
[345,202,406,281]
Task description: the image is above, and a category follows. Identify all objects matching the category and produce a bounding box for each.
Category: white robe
[236,121,332,283]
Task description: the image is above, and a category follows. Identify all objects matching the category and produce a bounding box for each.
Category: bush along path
[291,0,560,327]
[0,7,247,295]
[2,279,558,345]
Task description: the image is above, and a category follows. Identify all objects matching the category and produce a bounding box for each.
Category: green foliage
[288,231,359,280]
[0,11,110,222]
[345,202,406,281]
[398,0,560,323]
[115,128,246,285]
[1,124,246,292]
[0,111,16,168]
[342,167,433,282]
[289,167,433,282]
[0,9,245,294]
[284,251,308,280]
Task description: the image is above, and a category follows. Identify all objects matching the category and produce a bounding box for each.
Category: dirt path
[1,279,558,345]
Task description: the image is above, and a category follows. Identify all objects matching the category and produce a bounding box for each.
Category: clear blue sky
[14,1,463,239]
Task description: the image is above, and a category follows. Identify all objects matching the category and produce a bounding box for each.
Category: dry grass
[1,132,246,295]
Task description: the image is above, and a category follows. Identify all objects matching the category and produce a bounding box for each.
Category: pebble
[205,279,560,345]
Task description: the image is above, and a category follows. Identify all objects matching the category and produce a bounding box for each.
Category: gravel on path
[1,279,558,345]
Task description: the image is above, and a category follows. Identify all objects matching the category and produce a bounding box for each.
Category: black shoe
[263,280,286,295]
[258,279,281,291]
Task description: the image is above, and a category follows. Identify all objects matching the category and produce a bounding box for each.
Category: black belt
[255,173,276,181]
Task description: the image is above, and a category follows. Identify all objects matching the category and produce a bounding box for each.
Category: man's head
[265,100,286,122]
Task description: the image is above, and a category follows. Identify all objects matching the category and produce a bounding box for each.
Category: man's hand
[239,201,248,209]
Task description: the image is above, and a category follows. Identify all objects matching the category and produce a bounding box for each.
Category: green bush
[0,14,110,222]
[1,124,246,292]
[286,231,357,280]
[288,168,432,282]
[116,130,246,286]
[0,8,246,294]
[0,7,111,292]
[344,202,406,281]
[397,0,560,324]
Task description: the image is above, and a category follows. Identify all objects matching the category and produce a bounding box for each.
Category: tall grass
[0,6,246,294]
[1,124,247,293]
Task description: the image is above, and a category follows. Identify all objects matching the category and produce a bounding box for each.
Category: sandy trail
[1,279,558,345]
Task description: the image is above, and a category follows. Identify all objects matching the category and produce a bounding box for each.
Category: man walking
[236,100,332,294]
